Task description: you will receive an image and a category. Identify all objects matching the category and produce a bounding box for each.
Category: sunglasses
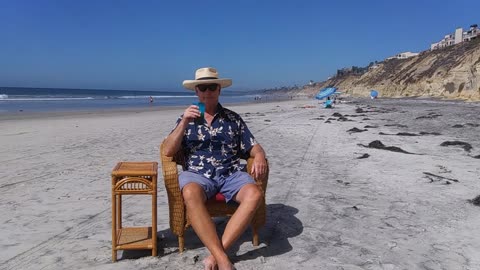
[197,84,219,92]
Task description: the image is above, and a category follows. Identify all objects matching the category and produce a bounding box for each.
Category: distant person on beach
[163,67,268,270]
[149,96,154,103]
[325,96,333,108]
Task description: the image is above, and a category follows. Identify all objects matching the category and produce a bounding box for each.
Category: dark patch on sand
[356,153,370,159]
[440,141,472,152]
[415,113,442,120]
[310,117,324,120]
[344,114,367,117]
[337,180,351,186]
[331,113,352,122]
[453,123,480,128]
[423,172,459,184]
[384,124,408,128]
[397,132,420,136]
[380,130,442,136]
[337,117,352,122]
[355,106,396,114]
[364,125,378,128]
[358,140,415,154]
[419,132,441,136]
[363,118,371,121]
[379,132,420,136]
[347,127,367,133]
[468,195,480,206]
[473,155,480,159]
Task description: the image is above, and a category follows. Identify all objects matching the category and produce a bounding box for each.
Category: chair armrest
[246,157,269,195]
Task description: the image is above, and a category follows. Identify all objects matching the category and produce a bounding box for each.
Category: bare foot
[203,255,217,270]
[216,258,234,270]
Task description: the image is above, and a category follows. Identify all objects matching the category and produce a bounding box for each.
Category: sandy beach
[1,97,480,270]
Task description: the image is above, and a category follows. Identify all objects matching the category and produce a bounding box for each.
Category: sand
[1,97,480,270]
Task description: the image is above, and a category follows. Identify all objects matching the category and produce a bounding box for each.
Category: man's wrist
[179,117,190,128]
[254,153,266,160]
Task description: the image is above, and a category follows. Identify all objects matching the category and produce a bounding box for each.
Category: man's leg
[182,183,233,270]
[221,183,262,250]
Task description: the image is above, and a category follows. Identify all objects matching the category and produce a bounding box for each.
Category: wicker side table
[111,162,158,262]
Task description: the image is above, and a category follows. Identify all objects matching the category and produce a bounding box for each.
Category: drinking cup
[197,102,205,119]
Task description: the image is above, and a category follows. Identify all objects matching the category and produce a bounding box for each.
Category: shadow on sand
[231,203,303,262]
[121,203,303,262]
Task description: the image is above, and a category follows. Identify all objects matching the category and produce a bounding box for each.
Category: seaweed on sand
[440,141,472,152]
[347,127,367,133]
[468,195,480,206]
[358,140,415,154]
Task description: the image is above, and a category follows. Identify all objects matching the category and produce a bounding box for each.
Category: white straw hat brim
[182,79,232,90]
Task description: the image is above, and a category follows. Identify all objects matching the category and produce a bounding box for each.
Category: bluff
[299,38,480,101]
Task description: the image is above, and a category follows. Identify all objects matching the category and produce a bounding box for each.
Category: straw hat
[182,67,232,90]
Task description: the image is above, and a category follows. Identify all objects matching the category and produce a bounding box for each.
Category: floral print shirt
[173,103,257,179]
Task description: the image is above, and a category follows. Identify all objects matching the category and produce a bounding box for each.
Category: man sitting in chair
[163,67,268,270]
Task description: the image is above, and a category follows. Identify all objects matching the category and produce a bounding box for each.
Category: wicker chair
[160,141,268,253]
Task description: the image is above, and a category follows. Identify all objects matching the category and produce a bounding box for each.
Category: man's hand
[249,144,267,179]
[163,104,200,157]
[251,155,267,179]
[183,105,201,123]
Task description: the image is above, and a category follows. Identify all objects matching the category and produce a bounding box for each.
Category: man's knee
[238,184,262,205]
[182,183,206,204]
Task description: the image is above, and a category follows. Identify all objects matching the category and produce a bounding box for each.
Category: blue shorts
[179,170,255,203]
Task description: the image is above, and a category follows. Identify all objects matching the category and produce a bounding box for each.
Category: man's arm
[249,144,267,179]
[163,105,200,156]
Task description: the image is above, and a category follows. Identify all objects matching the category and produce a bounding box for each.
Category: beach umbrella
[370,90,379,99]
[315,87,337,100]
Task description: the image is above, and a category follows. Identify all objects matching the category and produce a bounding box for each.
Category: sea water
[0,87,262,113]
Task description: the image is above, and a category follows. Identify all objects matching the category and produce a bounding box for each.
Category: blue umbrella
[315,87,337,100]
[370,90,379,99]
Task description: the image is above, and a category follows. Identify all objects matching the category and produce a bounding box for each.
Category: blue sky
[1,0,479,91]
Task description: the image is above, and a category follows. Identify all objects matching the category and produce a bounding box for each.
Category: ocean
[0,87,266,114]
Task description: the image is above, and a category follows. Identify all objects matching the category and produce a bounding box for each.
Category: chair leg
[179,235,185,253]
[252,227,259,246]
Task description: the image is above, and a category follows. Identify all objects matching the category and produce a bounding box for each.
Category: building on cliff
[386,51,419,60]
[431,24,480,50]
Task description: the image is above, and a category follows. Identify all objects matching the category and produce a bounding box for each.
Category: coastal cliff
[299,38,480,101]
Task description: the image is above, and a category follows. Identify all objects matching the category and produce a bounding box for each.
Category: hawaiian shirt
[173,103,257,179]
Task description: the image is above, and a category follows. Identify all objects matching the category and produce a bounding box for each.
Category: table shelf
[116,227,153,249]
